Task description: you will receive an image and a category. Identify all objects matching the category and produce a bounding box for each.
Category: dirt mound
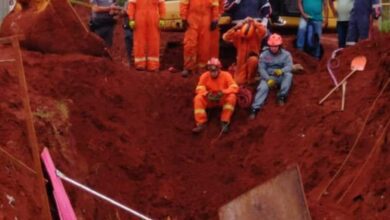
[0,17,389,220]
[0,0,107,56]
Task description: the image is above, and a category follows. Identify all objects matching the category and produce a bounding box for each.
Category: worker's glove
[159,19,165,29]
[128,20,135,29]
[210,20,219,31]
[273,69,283,76]
[207,92,222,102]
[182,19,188,30]
[267,79,276,88]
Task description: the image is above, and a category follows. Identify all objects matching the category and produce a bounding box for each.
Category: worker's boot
[192,124,205,133]
[181,69,190,78]
[221,122,230,133]
[277,96,286,106]
[248,108,258,120]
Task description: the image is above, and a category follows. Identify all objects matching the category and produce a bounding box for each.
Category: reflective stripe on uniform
[196,85,206,90]
[211,1,219,6]
[194,109,206,114]
[230,84,238,89]
[223,104,234,111]
[159,0,165,2]
[180,0,189,4]
[148,57,160,62]
[134,57,146,62]
[129,0,136,2]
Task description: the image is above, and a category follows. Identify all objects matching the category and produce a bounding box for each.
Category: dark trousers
[124,27,133,65]
[336,21,349,48]
[93,24,115,47]
[269,0,283,22]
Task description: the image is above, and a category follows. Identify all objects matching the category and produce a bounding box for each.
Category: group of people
[88,0,382,133]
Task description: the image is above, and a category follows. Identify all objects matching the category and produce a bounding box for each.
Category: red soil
[0,5,389,220]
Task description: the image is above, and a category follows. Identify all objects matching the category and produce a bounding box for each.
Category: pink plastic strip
[41,148,77,220]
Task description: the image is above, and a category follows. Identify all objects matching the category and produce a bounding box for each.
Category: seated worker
[192,58,239,133]
[223,17,267,85]
[249,34,293,119]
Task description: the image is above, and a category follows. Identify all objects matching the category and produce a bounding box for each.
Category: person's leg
[278,72,293,99]
[95,25,114,46]
[194,94,208,125]
[124,28,133,65]
[337,21,349,48]
[246,56,259,84]
[296,17,307,50]
[146,18,160,71]
[251,80,270,110]
[220,93,237,123]
[313,20,323,59]
[357,14,370,41]
[346,15,358,46]
[183,26,198,75]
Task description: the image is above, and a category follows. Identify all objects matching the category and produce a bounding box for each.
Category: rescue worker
[224,0,271,26]
[192,58,239,133]
[90,0,122,46]
[210,0,225,58]
[222,17,267,85]
[346,0,381,46]
[180,0,220,77]
[122,0,133,66]
[127,0,166,72]
[249,34,293,119]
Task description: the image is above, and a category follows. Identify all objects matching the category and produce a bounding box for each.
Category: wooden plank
[11,37,53,220]
[219,165,311,220]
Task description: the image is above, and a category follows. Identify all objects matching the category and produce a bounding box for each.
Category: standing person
[329,0,354,48]
[224,0,272,26]
[192,58,239,133]
[296,0,328,59]
[90,0,121,46]
[180,0,220,77]
[346,0,381,46]
[209,0,225,58]
[222,17,267,85]
[120,0,133,66]
[127,0,166,72]
[249,34,293,119]
[269,0,286,26]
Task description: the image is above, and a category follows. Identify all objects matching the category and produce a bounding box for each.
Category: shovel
[319,56,367,105]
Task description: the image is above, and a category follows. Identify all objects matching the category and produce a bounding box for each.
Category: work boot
[277,96,286,106]
[192,124,205,133]
[221,122,230,133]
[181,69,190,78]
[248,108,258,120]
[272,17,286,26]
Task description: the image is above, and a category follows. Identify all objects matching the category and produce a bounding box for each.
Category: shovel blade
[351,56,367,71]
[218,165,311,220]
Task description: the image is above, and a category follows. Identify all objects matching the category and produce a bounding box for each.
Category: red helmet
[240,22,254,38]
[267,33,283,46]
[207,57,222,69]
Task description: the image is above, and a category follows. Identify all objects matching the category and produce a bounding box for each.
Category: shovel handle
[319,69,357,104]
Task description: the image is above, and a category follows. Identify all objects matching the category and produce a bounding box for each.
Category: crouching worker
[249,34,293,119]
[192,58,239,133]
[222,17,267,85]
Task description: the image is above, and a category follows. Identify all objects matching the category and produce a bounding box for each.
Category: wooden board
[219,165,311,220]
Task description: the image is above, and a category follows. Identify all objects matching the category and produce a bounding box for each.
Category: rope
[337,118,390,203]
[317,78,390,201]
[0,145,37,175]
[56,170,153,220]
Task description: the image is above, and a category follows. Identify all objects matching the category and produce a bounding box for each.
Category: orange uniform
[128,0,166,71]
[180,0,220,72]
[194,71,239,125]
[222,21,266,85]
[209,0,225,58]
